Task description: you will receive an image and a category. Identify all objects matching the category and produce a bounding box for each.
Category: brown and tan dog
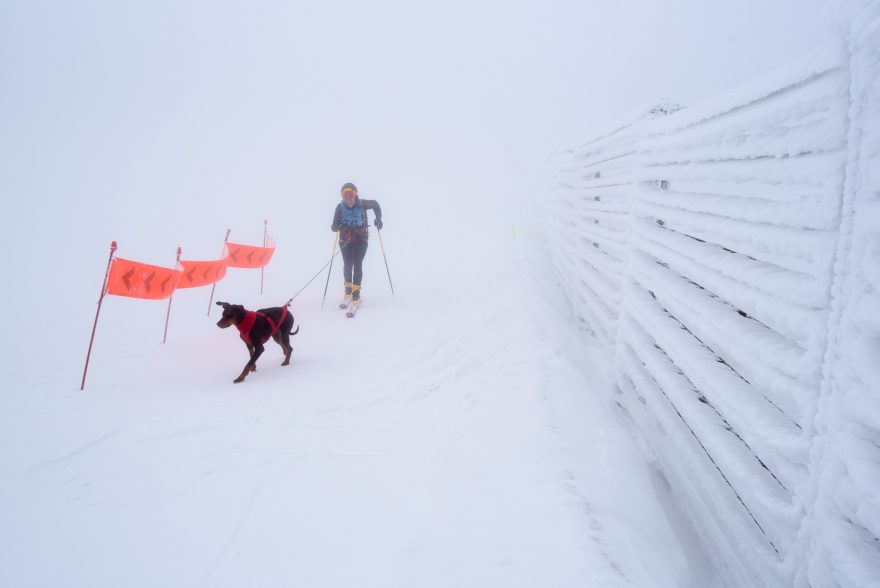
[216,301,299,383]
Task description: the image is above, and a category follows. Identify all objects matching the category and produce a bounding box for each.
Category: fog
[0,0,831,308]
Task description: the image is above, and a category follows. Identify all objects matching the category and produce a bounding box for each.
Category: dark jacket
[331,197,382,244]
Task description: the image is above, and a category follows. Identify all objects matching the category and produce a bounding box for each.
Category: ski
[346,302,361,318]
[339,299,351,310]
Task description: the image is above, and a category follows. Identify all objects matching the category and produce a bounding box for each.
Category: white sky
[0,0,832,265]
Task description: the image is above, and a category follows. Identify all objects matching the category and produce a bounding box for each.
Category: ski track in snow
[201,469,268,587]
[0,227,715,588]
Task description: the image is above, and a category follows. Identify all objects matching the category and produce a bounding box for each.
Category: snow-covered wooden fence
[551,103,680,348]
[548,5,879,585]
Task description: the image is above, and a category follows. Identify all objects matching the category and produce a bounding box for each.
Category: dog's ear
[216,301,230,308]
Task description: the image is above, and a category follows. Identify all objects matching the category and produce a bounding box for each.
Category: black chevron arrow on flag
[122,268,135,291]
[143,271,155,293]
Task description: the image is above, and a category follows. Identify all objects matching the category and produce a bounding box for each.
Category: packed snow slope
[0,182,718,587]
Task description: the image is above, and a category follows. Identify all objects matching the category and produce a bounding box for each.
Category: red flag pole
[207,228,231,315]
[81,241,117,390]
[261,219,267,295]
[162,246,182,344]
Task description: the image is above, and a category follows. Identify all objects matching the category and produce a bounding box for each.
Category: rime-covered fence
[547,5,880,586]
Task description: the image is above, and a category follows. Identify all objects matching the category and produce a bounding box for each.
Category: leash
[284,247,340,307]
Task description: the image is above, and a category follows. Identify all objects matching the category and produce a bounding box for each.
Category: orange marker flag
[106,258,182,300]
[227,235,275,269]
[178,257,229,289]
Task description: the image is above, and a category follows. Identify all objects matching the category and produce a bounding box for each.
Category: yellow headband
[342,189,355,194]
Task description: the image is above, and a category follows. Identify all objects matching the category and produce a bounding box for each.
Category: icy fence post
[547,103,677,354]
[799,3,880,586]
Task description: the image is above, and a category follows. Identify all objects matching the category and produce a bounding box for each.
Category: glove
[374,218,383,230]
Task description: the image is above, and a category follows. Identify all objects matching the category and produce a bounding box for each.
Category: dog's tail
[290,325,300,336]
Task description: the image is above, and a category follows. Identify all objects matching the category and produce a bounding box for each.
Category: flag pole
[207,228,231,315]
[81,241,117,390]
[162,246,182,344]
[261,219,267,295]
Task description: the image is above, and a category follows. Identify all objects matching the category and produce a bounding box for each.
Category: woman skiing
[330,182,383,308]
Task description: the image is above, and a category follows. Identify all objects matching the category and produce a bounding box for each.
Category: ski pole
[321,232,339,310]
[376,224,395,295]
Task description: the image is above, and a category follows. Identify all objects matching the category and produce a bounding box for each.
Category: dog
[216,301,299,383]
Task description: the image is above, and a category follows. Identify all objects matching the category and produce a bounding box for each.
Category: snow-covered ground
[0,185,718,587]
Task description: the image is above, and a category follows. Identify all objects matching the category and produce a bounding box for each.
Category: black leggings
[341,239,368,287]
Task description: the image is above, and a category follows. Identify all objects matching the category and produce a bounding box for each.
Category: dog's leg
[245,344,259,372]
[250,343,265,374]
[234,344,264,383]
[280,331,292,366]
[234,351,253,383]
[273,332,291,366]
[234,365,251,384]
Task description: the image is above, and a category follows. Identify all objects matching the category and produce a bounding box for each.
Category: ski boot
[339,282,354,309]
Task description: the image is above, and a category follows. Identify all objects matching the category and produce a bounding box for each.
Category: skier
[330,182,383,309]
